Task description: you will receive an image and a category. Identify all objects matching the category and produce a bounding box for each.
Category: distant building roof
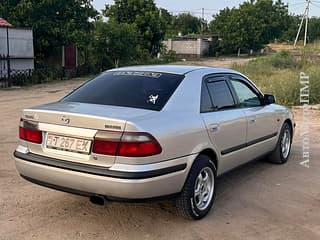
[0,18,12,27]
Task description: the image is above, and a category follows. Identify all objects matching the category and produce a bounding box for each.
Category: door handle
[209,124,219,132]
[249,117,256,123]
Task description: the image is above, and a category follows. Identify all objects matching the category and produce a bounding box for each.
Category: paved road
[0,79,319,240]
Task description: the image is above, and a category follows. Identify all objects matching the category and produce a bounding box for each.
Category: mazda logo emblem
[61,116,70,124]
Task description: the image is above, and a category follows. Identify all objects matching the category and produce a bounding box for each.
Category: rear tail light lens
[92,140,118,155]
[19,119,42,144]
[92,131,162,157]
[118,133,162,157]
[118,141,161,157]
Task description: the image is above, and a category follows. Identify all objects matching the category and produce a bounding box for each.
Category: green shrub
[233,52,320,106]
[162,50,177,63]
[269,51,302,69]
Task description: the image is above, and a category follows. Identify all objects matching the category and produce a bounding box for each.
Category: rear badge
[105,124,121,130]
[61,115,70,124]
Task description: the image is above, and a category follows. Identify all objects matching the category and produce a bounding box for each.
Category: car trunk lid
[21,102,154,167]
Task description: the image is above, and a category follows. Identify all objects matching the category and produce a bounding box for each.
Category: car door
[228,75,278,156]
[200,75,248,174]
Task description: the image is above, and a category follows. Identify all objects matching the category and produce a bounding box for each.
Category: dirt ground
[174,57,254,68]
[1,61,320,239]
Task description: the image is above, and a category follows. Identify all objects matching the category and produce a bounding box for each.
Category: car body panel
[201,109,247,174]
[120,112,211,165]
[15,154,194,199]
[14,65,295,200]
[244,105,278,144]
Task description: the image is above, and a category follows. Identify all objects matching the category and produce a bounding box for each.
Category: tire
[175,155,216,220]
[267,122,292,164]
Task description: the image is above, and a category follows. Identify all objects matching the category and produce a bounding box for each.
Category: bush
[269,51,302,69]
[162,50,177,63]
[233,52,320,106]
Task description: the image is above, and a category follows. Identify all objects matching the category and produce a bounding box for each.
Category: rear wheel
[175,155,216,220]
[267,122,292,164]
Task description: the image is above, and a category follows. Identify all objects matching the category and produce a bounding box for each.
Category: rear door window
[206,80,235,110]
[62,71,184,111]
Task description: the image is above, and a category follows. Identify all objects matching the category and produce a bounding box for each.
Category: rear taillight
[19,119,42,144]
[92,140,119,155]
[118,133,162,157]
[92,131,162,157]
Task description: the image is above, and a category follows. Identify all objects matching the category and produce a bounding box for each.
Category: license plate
[46,133,92,154]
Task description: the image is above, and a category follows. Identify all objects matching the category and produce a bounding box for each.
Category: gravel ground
[0,64,319,240]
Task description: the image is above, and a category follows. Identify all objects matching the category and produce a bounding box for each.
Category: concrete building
[163,37,211,58]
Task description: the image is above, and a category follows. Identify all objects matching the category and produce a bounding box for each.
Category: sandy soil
[174,57,254,68]
[0,65,319,240]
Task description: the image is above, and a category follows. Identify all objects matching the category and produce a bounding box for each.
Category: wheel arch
[284,118,294,140]
[197,148,218,172]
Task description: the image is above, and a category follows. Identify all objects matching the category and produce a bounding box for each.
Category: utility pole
[294,0,311,47]
[304,0,310,46]
[201,8,204,34]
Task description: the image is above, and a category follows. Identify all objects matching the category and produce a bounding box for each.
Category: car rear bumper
[14,149,194,199]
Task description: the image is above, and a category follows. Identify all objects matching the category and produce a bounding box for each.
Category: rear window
[61,71,184,111]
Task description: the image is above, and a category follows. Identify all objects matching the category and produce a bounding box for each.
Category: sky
[92,0,320,20]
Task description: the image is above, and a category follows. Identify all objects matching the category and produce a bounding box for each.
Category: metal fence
[0,65,93,88]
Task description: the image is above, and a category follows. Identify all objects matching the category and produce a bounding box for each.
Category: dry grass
[267,43,299,52]
[233,51,320,106]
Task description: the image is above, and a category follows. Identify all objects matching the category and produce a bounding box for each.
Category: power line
[310,2,320,9]
[167,8,217,21]
[289,2,308,6]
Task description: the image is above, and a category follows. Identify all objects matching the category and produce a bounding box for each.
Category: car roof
[108,65,240,75]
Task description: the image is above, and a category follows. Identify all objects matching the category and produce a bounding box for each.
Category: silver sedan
[14,65,294,219]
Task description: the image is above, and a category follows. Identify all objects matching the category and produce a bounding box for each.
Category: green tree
[307,17,320,42]
[103,0,165,56]
[210,0,290,53]
[3,0,97,63]
[280,15,300,42]
[281,15,320,43]
[92,20,139,68]
[0,0,20,19]
[254,0,290,43]
[173,13,202,35]
[159,8,176,38]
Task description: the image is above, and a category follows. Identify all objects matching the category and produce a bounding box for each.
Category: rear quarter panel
[119,112,212,165]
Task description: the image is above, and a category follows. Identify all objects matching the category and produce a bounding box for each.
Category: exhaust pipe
[89,195,106,206]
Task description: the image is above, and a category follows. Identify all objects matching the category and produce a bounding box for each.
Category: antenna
[294,0,311,47]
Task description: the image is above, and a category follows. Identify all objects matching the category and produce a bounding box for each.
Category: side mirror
[264,94,276,105]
